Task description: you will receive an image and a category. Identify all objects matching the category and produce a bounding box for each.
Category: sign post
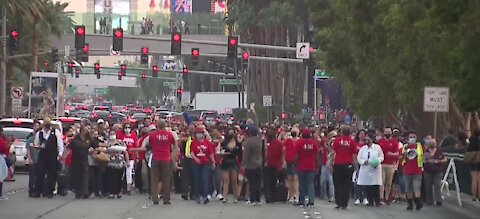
[423,86,449,139]
[314,70,330,126]
[296,42,310,59]
[263,95,272,122]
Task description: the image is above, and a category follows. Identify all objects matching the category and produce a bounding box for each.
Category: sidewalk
[443,191,480,218]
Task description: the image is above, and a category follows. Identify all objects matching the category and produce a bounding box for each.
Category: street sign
[110,45,121,56]
[94,87,109,95]
[64,45,70,57]
[296,42,310,59]
[263,95,272,107]
[424,86,449,112]
[163,81,179,87]
[219,78,242,85]
[181,91,191,106]
[11,86,23,99]
[67,86,77,96]
[11,98,22,115]
[314,69,329,79]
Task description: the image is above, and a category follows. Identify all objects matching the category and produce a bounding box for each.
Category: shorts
[470,164,480,172]
[221,165,239,173]
[286,163,296,176]
[404,174,422,194]
[382,165,395,187]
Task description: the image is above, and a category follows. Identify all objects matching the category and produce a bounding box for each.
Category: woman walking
[70,121,94,199]
[294,128,319,207]
[191,128,215,204]
[106,137,129,198]
[466,127,480,202]
[357,135,384,206]
[423,139,447,205]
[219,129,242,203]
[285,128,300,203]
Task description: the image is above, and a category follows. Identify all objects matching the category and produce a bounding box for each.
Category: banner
[211,0,226,14]
[172,0,192,14]
[28,73,59,119]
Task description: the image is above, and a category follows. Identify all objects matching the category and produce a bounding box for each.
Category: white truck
[191,92,247,113]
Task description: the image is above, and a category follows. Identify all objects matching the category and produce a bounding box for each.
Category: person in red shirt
[331,126,357,209]
[116,122,138,195]
[377,127,400,205]
[190,127,215,204]
[264,128,285,203]
[149,119,178,205]
[0,127,13,200]
[319,129,335,202]
[284,127,300,203]
[294,128,319,206]
[401,130,424,210]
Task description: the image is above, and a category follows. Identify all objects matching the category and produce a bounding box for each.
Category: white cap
[148,124,157,131]
[97,119,105,124]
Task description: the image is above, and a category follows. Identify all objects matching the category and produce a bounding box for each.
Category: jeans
[246,168,262,203]
[333,164,354,208]
[320,165,334,199]
[28,164,37,195]
[264,167,280,202]
[135,160,144,193]
[211,166,222,195]
[192,163,211,201]
[298,171,316,205]
[424,172,442,204]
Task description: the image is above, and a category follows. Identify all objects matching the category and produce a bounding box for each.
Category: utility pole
[1,8,7,115]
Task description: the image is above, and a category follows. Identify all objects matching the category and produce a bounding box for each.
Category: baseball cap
[148,124,157,131]
[97,119,105,124]
[301,128,311,136]
[246,125,259,136]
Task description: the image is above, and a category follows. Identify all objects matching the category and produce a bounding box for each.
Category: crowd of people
[0,114,479,210]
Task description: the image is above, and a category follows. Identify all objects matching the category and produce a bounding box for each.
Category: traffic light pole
[0,8,7,115]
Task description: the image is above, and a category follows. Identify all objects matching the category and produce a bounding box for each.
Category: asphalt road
[0,174,476,219]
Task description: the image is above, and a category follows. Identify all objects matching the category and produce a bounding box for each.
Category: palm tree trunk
[31,19,39,72]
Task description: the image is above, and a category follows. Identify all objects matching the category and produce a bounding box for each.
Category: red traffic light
[183,66,188,74]
[176,88,184,94]
[121,64,127,70]
[76,27,85,35]
[10,31,19,38]
[114,29,123,38]
[141,47,149,54]
[141,73,147,79]
[94,63,100,69]
[229,38,237,46]
[82,44,89,52]
[153,66,158,71]
[173,34,181,42]
[281,112,287,120]
[192,49,199,57]
[242,52,249,60]
[68,62,74,68]
[118,72,123,76]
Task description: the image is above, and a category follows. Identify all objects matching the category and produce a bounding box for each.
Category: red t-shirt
[149,130,175,162]
[116,131,138,159]
[377,138,399,165]
[332,136,357,165]
[0,137,8,156]
[284,138,297,163]
[211,141,222,165]
[267,139,283,169]
[403,144,424,175]
[319,138,328,166]
[295,138,319,171]
[191,139,213,165]
[137,135,148,161]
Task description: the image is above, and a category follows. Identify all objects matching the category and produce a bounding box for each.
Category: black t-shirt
[221,140,242,168]
[71,135,96,162]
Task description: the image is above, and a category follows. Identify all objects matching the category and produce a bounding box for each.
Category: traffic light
[67,62,74,76]
[113,28,123,51]
[52,48,59,63]
[171,32,181,55]
[8,30,19,55]
[227,36,238,60]
[75,68,80,78]
[141,73,147,80]
[241,51,249,68]
[77,43,89,62]
[140,47,149,64]
[176,88,184,94]
[289,92,295,107]
[120,64,127,76]
[75,25,85,49]
[281,112,287,120]
[94,63,101,79]
[117,72,123,80]
[183,65,188,75]
[152,65,158,77]
[191,48,199,65]
[43,61,49,71]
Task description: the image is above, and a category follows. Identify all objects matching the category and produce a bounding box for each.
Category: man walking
[241,125,263,205]
[33,117,64,198]
[148,119,178,205]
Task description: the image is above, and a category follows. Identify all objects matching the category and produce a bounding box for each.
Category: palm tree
[0,0,43,22]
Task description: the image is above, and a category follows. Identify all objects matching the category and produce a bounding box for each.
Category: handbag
[464,151,480,164]
[93,151,110,164]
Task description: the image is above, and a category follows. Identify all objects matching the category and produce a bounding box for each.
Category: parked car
[2,127,34,168]
[72,110,91,118]
[220,113,235,125]
[200,111,220,127]
[185,110,205,122]
[0,118,35,129]
[132,113,149,120]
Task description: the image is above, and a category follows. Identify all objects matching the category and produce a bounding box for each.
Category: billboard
[211,0,226,14]
[172,0,192,14]
[28,72,66,119]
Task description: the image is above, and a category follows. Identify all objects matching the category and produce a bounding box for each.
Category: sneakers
[354,199,360,205]
[207,195,212,200]
[363,198,369,205]
[222,198,227,203]
[328,198,335,203]
[379,199,386,206]
[216,194,224,200]
[0,196,8,201]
